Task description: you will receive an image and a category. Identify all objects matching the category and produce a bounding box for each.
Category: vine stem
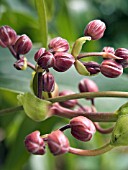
[77,52,121,60]
[69,142,114,156]
[47,91,128,103]
[0,106,23,116]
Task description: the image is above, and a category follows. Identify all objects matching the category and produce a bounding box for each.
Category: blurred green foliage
[0,0,128,170]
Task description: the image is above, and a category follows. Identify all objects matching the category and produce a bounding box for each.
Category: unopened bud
[59,90,77,108]
[42,72,55,92]
[34,48,46,62]
[37,51,55,69]
[24,131,45,155]
[100,59,123,78]
[70,116,96,142]
[47,130,70,155]
[13,56,27,70]
[115,48,128,68]
[84,20,106,40]
[48,37,69,53]
[102,46,115,54]
[14,34,32,54]
[0,25,17,47]
[53,52,75,72]
[83,61,100,75]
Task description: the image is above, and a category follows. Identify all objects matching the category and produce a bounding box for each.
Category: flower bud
[24,131,45,155]
[13,56,27,70]
[100,59,123,78]
[37,51,55,69]
[48,37,69,53]
[0,25,17,47]
[42,72,55,92]
[34,48,46,62]
[84,20,106,40]
[70,116,96,141]
[115,48,128,68]
[102,46,115,54]
[78,78,98,94]
[14,34,32,54]
[59,90,77,108]
[53,52,75,72]
[47,130,70,155]
[83,61,100,75]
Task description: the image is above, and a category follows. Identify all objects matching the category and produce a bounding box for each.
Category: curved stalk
[0,105,23,116]
[69,142,114,156]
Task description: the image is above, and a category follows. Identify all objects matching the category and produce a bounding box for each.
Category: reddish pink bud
[102,46,115,54]
[115,48,128,68]
[78,78,98,94]
[42,72,55,92]
[84,20,106,40]
[13,56,27,70]
[14,34,32,54]
[100,59,123,78]
[34,48,46,62]
[83,61,100,75]
[59,90,77,108]
[48,37,69,53]
[53,52,75,72]
[70,116,96,142]
[24,131,45,155]
[0,25,17,47]
[37,51,55,69]
[47,130,70,155]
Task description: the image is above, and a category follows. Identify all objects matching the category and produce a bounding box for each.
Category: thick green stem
[47,91,128,103]
[0,106,23,116]
[69,142,114,156]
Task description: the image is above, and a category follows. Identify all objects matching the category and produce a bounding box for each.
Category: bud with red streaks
[83,61,100,75]
[13,56,27,70]
[102,46,115,54]
[70,116,96,142]
[42,72,55,92]
[14,34,32,54]
[53,52,75,72]
[24,131,45,155]
[48,37,69,53]
[59,90,77,108]
[84,20,106,40]
[34,48,46,62]
[0,25,17,47]
[115,48,128,68]
[47,130,70,155]
[100,59,123,78]
[37,51,55,69]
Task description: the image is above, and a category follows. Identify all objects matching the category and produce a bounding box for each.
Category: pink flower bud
[37,51,55,69]
[115,48,128,68]
[0,25,17,47]
[13,56,27,70]
[47,130,70,155]
[78,78,98,94]
[48,37,69,53]
[53,52,75,72]
[100,59,123,78]
[34,48,46,62]
[59,90,77,108]
[24,131,45,155]
[14,34,32,54]
[83,61,100,75]
[70,116,96,142]
[102,46,115,54]
[42,72,55,92]
[84,20,106,40]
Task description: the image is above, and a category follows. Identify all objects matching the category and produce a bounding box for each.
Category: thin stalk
[69,142,114,156]
[0,106,23,116]
[47,91,128,103]
[37,72,43,99]
[94,123,114,134]
[27,61,36,71]
[59,124,71,131]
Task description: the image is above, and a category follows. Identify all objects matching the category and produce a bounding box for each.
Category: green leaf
[74,60,90,76]
[115,102,128,116]
[17,92,52,121]
[35,0,48,47]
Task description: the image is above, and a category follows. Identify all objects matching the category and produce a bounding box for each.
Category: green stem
[47,91,128,103]
[0,106,23,116]
[69,142,114,156]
